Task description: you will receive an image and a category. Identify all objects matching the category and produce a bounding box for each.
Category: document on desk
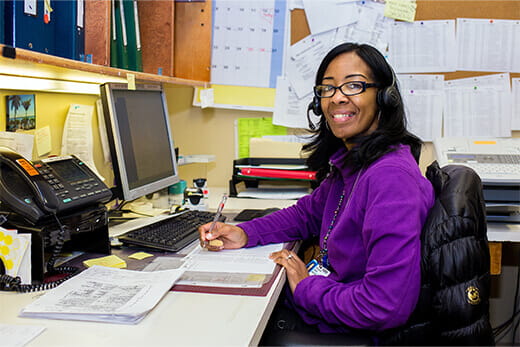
[185,243,282,274]
[19,266,185,324]
[143,243,284,289]
[0,323,45,347]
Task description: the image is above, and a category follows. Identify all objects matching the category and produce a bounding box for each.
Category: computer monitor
[100,83,179,201]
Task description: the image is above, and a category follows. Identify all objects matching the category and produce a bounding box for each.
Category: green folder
[113,0,129,70]
[110,0,119,68]
[122,0,143,72]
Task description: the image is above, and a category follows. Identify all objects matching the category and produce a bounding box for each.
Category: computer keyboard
[117,210,225,252]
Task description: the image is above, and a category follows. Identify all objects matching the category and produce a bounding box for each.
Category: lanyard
[318,170,362,269]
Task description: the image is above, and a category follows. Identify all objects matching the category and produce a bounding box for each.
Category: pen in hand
[204,193,228,248]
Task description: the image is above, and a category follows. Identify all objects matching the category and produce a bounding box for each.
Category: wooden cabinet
[1,0,211,87]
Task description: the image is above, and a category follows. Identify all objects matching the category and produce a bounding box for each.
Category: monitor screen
[100,83,179,201]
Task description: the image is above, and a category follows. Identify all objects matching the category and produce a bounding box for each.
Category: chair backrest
[382,161,494,346]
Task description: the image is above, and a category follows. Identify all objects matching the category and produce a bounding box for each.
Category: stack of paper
[20,266,184,324]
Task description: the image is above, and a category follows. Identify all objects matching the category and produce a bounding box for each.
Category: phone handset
[0,147,59,219]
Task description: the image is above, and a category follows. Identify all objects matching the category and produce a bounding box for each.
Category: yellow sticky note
[128,252,154,260]
[474,140,497,145]
[35,126,52,157]
[127,73,136,90]
[384,0,417,22]
[83,255,127,269]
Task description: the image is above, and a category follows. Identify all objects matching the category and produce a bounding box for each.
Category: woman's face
[320,52,379,149]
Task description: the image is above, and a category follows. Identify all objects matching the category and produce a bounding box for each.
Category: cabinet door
[138,0,175,77]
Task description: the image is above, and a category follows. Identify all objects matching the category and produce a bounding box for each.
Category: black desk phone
[0,147,112,224]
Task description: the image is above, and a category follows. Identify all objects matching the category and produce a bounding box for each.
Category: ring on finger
[286,254,293,260]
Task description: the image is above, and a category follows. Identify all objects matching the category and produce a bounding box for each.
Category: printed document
[19,266,185,324]
[0,324,45,347]
[143,243,285,288]
[184,243,283,274]
[179,243,283,288]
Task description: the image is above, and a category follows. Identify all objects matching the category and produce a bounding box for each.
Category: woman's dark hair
[303,42,422,181]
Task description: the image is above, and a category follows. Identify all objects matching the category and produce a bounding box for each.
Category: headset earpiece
[376,85,400,108]
[376,68,400,109]
[306,97,321,130]
[310,96,321,116]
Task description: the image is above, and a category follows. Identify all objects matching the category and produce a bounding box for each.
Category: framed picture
[6,94,36,132]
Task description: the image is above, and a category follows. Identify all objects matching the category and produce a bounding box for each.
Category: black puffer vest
[382,161,494,346]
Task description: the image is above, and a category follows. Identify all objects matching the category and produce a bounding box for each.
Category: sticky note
[474,141,497,145]
[384,0,417,23]
[35,126,52,157]
[127,74,136,90]
[83,255,127,269]
[128,252,154,260]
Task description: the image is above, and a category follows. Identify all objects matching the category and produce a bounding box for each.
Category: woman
[199,43,435,336]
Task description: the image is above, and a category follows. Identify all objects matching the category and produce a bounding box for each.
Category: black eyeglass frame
[313,81,381,98]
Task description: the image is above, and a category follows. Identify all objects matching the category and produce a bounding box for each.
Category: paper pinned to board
[95,99,112,164]
[61,104,105,181]
[384,0,417,22]
[0,131,34,159]
[35,125,52,157]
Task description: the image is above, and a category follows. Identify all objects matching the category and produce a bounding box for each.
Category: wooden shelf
[0,44,206,88]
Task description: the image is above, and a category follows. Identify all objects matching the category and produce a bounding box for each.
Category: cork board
[290,1,520,80]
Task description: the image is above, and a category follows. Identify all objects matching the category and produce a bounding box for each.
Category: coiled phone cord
[0,213,79,293]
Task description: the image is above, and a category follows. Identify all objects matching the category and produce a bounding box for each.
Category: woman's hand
[198,222,248,251]
[270,250,309,293]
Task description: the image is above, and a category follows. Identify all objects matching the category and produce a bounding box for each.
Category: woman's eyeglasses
[313,81,380,98]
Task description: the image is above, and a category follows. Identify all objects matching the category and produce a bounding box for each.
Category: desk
[486,223,520,276]
[0,188,296,346]
[2,188,514,344]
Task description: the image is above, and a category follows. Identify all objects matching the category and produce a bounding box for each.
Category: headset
[307,66,400,130]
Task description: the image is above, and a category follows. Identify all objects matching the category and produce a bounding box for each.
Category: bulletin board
[200,1,520,111]
[290,0,520,81]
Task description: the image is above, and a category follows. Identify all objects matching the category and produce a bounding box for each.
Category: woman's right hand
[198,222,248,251]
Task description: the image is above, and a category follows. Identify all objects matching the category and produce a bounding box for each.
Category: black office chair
[260,161,494,346]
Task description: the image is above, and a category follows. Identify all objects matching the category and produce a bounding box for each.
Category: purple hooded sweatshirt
[239,144,435,333]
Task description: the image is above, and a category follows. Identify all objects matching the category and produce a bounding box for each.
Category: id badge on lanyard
[306,259,331,277]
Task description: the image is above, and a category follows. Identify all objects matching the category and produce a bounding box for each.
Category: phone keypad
[35,161,111,206]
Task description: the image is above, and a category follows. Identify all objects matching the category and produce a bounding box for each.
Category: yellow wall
[0,86,273,190]
[165,85,273,188]
[0,90,105,168]
[2,86,519,191]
